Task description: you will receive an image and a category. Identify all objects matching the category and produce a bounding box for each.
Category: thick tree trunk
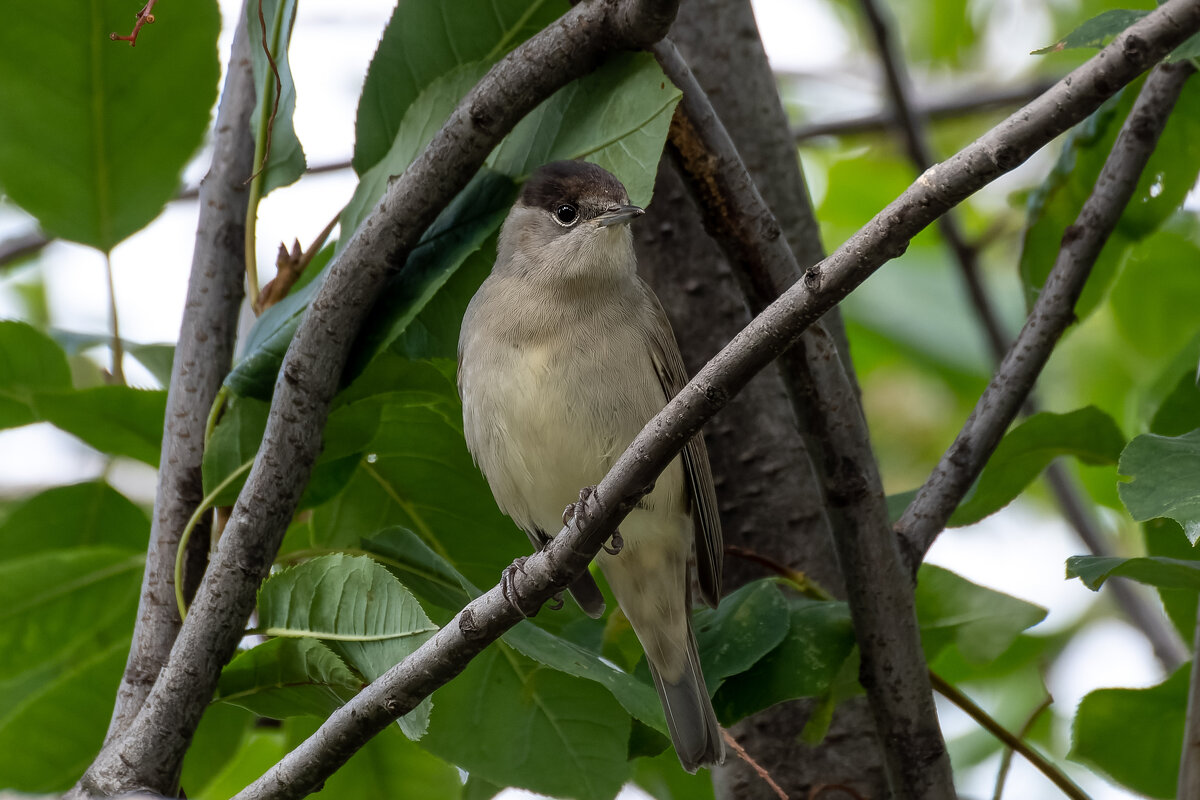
[635,0,890,796]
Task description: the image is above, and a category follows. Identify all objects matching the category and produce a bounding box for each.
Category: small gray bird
[458,160,725,772]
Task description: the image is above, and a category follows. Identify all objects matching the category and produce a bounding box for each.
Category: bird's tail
[646,615,726,773]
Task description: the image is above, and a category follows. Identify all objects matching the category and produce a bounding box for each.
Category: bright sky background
[0,2,1174,798]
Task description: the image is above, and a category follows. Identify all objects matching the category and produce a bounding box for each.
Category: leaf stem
[174,460,254,621]
[993,694,1053,800]
[104,252,125,385]
[930,672,1091,800]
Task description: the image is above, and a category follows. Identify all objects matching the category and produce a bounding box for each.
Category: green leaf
[129,343,176,387]
[202,395,379,509]
[1144,518,1200,643]
[287,717,465,800]
[0,320,72,430]
[711,596,857,725]
[181,703,258,800]
[693,580,790,688]
[298,363,520,592]
[35,386,166,466]
[1150,365,1200,437]
[633,746,718,800]
[0,481,149,558]
[1070,665,1188,798]
[341,63,491,254]
[188,723,289,800]
[1118,428,1200,543]
[947,406,1125,526]
[487,51,681,207]
[1067,554,1200,591]
[247,0,305,194]
[0,0,219,249]
[360,527,477,614]
[256,554,437,739]
[1019,76,1200,319]
[0,547,143,679]
[422,645,631,800]
[352,0,569,174]
[0,636,129,793]
[346,168,518,371]
[915,564,1046,663]
[1111,225,1200,358]
[1032,9,1149,54]
[217,638,363,719]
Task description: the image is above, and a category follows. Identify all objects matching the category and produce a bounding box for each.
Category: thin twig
[103,253,125,385]
[857,0,1188,671]
[895,60,1197,567]
[722,729,788,800]
[792,79,1059,141]
[98,4,256,750]
[931,673,1091,800]
[109,0,159,46]
[654,36,957,798]
[1178,595,1200,797]
[725,544,834,600]
[74,2,1200,795]
[992,694,1053,800]
[73,0,684,794]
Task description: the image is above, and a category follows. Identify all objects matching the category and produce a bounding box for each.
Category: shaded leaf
[1144,518,1200,643]
[1070,666,1187,799]
[0,320,71,430]
[287,717,465,800]
[0,636,129,792]
[693,580,790,688]
[353,0,569,174]
[1032,9,1148,54]
[1067,554,1200,591]
[915,564,1046,663]
[0,481,149,558]
[35,386,166,466]
[422,645,630,800]
[246,0,305,194]
[0,548,143,679]
[711,596,856,725]
[948,406,1124,525]
[1118,428,1200,543]
[0,0,219,249]
[181,703,257,800]
[217,638,362,719]
[1111,225,1200,359]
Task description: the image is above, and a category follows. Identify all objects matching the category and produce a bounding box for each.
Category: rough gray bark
[103,13,255,745]
[896,60,1196,568]
[635,5,906,792]
[71,0,683,795]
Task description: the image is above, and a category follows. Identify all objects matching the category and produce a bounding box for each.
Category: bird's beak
[594,204,645,227]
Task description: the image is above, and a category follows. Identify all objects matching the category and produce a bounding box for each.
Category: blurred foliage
[1,0,1199,798]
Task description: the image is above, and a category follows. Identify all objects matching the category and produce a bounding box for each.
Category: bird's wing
[641,283,723,607]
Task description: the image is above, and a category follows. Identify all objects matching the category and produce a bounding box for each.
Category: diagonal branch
[102,8,256,744]
[219,4,1197,798]
[652,38,954,798]
[71,0,682,795]
[895,60,1197,569]
[791,79,1058,142]
[860,0,1187,670]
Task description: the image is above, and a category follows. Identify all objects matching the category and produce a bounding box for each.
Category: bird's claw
[603,529,624,555]
[501,556,566,617]
[562,485,597,528]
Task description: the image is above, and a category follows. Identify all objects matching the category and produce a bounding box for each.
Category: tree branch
[101,10,256,745]
[73,0,681,795]
[1179,595,1200,797]
[895,59,1197,568]
[859,0,1187,670]
[223,4,1198,798]
[791,79,1059,142]
[653,38,954,798]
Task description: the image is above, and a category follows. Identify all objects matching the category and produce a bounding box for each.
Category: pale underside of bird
[458,160,726,773]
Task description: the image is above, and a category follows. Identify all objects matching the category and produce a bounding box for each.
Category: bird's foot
[562,485,597,529]
[602,529,624,555]
[501,556,563,617]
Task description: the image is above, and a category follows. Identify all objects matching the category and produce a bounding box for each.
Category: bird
[457,159,725,772]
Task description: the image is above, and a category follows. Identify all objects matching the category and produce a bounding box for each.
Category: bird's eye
[553,204,579,226]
